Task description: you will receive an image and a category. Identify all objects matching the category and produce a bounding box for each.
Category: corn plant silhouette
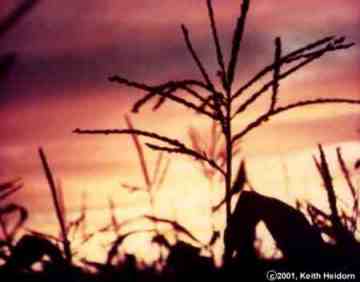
[74,0,360,264]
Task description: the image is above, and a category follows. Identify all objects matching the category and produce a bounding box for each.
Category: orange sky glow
[1,0,359,263]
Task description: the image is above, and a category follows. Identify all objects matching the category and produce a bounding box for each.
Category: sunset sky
[1,0,359,261]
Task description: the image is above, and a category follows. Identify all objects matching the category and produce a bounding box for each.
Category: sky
[0,0,360,261]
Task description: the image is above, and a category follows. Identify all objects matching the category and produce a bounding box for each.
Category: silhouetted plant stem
[222,0,251,261]
[224,92,232,243]
[314,145,352,246]
[206,0,227,89]
[38,148,72,265]
[270,37,282,112]
[227,0,250,87]
[336,148,359,232]
[220,60,235,265]
[181,25,214,90]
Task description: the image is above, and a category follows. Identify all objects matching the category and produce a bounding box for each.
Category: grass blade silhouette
[227,0,250,87]
[38,148,72,264]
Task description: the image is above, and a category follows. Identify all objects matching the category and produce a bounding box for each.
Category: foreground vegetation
[1,146,360,282]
